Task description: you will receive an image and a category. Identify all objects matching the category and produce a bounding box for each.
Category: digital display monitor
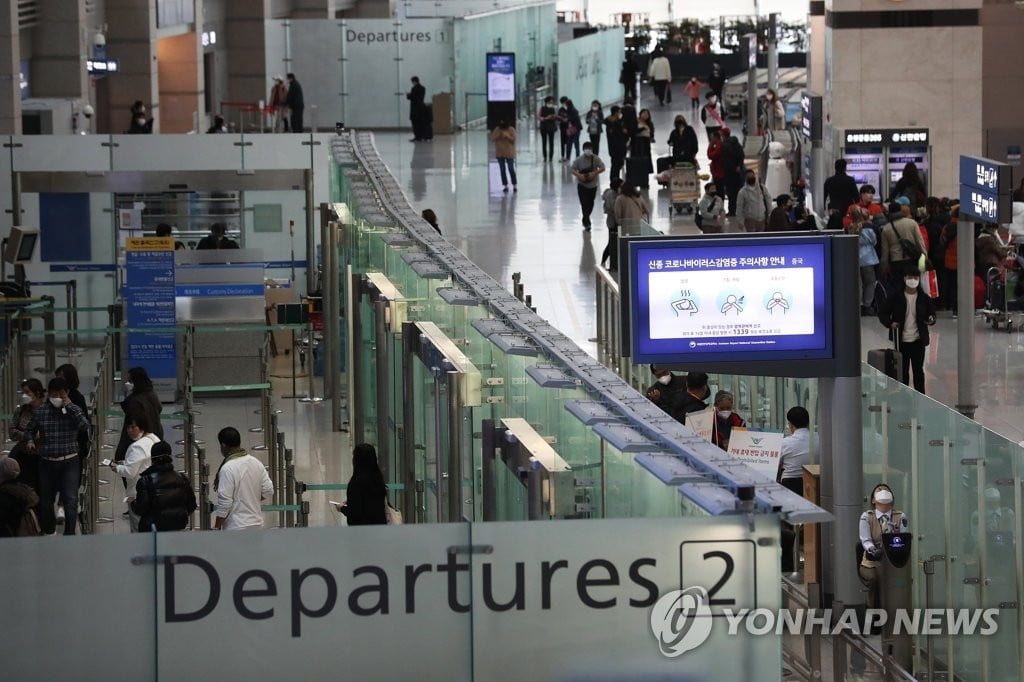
[16,233,36,262]
[486,53,516,103]
[4,226,39,264]
[626,236,834,366]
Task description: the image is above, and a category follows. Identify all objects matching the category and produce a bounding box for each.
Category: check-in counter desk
[175,250,266,394]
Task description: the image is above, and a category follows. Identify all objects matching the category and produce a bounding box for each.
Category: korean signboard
[958,155,1012,224]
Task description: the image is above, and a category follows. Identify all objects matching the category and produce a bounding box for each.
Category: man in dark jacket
[407,76,428,142]
[0,456,40,537]
[195,222,240,250]
[605,106,629,180]
[675,372,711,423]
[645,365,687,416]
[285,73,304,133]
[721,132,746,217]
[878,268,936,394]
[132,441,197,532]
[823,159,859,221]
[707,62,726,100]
[620,59,639,101]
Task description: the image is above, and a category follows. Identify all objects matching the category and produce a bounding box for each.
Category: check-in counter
[175,249,266,393]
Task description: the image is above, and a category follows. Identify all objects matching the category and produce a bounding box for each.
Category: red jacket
[707,140,724,182]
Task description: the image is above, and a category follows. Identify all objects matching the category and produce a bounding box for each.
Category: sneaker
[503,185,509,193]
[56,506,65,523]
[513,185,517,192]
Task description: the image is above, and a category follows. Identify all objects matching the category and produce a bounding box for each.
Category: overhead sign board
[959,155,1013,224]
[843,128,929,146]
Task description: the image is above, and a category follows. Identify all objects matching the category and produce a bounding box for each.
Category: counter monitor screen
[627,236,833,365]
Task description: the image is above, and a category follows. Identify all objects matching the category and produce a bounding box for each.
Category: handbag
[385,499,403,525]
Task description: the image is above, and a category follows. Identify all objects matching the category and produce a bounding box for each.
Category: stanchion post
[63,281,73,354]
[197,446,210,530]
[70,279,79,349]
[300,499,310,527]
[285,448,295,528]
[268,413,279,502]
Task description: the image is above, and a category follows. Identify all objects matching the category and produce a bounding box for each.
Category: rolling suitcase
[656,156,673,174]
[867,337,902,381]
[626,156,650,189]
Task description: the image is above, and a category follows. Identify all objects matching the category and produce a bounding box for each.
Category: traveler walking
[565,100,582,159]
[571,141,606,231]
[721,128,745,216]
[604,106,629,180]
[490,120,518,192]
[879,199,928,280]
[585,100,604,155]
[823,159,859,222]
[847,207,879,315]
[763,88,786,131]
[878,268,936,393]
[707,61,726,100]
[285,73,305,133]
[696,182,725,233]
[683,77,704,114]
[110,411,160,532]
[619,59,639,101]
[19,377,90,535]
[538,96,558,162]
[700,92,725,142]
[114,367,164,465]
[557,97,571,161]
[667,115,698,164]
[647,50,672,106]
[600,177,623,269]
[132,441,197,532]
[337,443,388,526]
[213,426,274,530]
[628,109,655,188]
[736,169,771,231]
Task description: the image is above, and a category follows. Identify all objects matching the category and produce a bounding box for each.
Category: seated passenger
[711,390,745,450]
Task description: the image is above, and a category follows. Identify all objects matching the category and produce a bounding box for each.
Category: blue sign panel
[49,263,117,272]
[486,53,516,103]
[959,155,1013,224]
[125,238,177,382]
[628,237,833,365]
[175,284,265,297]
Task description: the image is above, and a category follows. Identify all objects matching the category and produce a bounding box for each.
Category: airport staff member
[858,484,910,608]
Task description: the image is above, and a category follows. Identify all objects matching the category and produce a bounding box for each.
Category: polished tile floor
[372,89,1024,446]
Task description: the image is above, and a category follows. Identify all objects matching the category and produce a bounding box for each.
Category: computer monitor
[4,226,39,264]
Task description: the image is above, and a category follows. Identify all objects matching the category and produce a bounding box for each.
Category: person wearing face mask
[127,100,153,134]
[585,100,604,156]
[877,268,936,393]
[647,49,672,106]
[762,88,785,131]
[858,484,909,608]
[54,364,90,523]
[537,97,558,163]
[19,377,90,535]
[736,169,772,232]
[109,412,160,531]
[700,91,725,143]
[711,390,746,450]
[604,106,628,180]
[645,365,687,416]
[777,406,810,496]
[213,426,274,530]
[114,367,164,467]
[571,141,606,231]
[8,378,46,496]
[696,182,724,233]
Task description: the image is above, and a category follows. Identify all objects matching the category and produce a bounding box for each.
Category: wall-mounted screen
[626,236,833,366]
[486,53,516,103]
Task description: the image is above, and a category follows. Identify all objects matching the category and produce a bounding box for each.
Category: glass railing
[329,132,825,525]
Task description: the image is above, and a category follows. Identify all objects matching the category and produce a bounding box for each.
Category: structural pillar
[31,0,88,101]
[0,0,22,134]
[96,0,158,134]
[225,0,271,108]
[157,17,204,133]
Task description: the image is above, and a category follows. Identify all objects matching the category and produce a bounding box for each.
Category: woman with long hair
[339,443,387,525]
[114,367,163,464]
[8,378,46,494]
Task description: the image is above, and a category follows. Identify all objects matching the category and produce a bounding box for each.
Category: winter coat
[879,286,936,346]
[490,126,516,159]
[976,232,1007,275]
[856,225,879,266]
[115,389,163,462]
[647,56,672,82]
[879,215,927,272]
[667,125,699,163]
[132,456,197,531]
[0,479,40,537]
[737,182,772,221]
[707,140,724,181]
[614,194,651,227]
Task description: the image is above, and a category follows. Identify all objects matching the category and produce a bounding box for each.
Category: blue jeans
[497,157,517,187]
[39,456,79,535]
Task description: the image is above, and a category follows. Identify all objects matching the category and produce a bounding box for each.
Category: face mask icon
[766,291,790,314]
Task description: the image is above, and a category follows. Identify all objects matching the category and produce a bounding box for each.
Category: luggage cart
[981,242,1024,332]
[668,162,699,216]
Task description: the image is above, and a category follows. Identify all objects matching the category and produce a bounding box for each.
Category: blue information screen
[629,237,833,364]
[487,53,516,103]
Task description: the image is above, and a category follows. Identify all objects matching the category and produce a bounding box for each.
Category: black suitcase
[656,156,673,174]
[867,348,902,380]
[626,156,650,188]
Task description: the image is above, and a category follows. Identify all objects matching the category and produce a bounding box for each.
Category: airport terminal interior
[5,0,1024,680]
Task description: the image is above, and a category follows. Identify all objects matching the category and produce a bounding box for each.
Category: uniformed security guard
[858,483,910,608]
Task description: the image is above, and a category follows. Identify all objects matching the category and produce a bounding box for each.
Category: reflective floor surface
[372,89,1024,446]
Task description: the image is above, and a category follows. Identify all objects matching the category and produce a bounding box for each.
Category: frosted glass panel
[11,134,111,172]
[111,134,243,171]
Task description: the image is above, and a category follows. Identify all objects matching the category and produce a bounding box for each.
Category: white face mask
[657,375,672,386]
[123,381,134,394]
[49,397,64,408]
[584,150,593,156]
[718,410,732,419]
[905,278,920,289]
[19,393,31,405]
[592,106,599,111]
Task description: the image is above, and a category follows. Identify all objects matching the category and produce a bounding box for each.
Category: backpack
[16,507,41,537]
[891,218,924,266]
